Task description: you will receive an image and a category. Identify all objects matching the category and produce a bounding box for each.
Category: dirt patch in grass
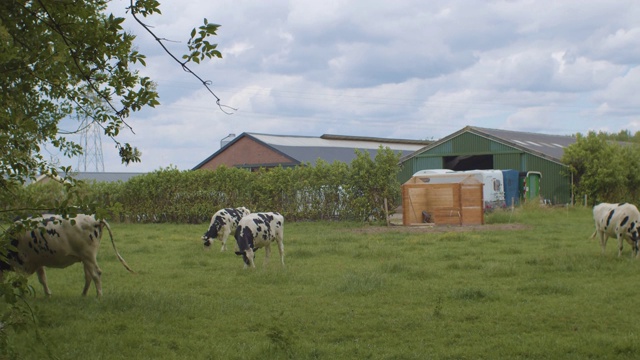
[353,223,531,234]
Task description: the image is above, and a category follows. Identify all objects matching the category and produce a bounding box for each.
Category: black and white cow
[591,202,640,257]
[234,212,284,268]
[202,207,250,251]
[0,214,134,297]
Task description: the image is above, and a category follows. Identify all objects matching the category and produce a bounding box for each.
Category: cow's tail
[101,219,135,273]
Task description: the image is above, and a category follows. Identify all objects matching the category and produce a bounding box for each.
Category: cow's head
[202,235,213,251]
[235,248,258,267]
[202,219,223,250]
[237,207,251,217]
[630,221,640,255]
[629,221,640,240]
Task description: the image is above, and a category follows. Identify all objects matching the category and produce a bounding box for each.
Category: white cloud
[53,0,640,171]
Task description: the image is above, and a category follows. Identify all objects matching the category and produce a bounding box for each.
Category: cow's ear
[235,251,245,256]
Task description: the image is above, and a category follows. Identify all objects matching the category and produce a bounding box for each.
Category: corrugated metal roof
[249,133,426,150]
[72,172,146,183]
[401,126,577,164]
[471,127,576,161]
[193,132,431,169]
[249,133,428,165]
[33,172,145,184]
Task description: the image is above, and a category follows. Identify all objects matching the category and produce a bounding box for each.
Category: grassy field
[6,205,640,359]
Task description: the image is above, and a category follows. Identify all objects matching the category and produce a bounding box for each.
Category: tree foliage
[562,131,640,205]
[0,0,224,355]
[14,148,403,225]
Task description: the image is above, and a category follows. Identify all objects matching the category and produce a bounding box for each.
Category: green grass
[7,205,640,359]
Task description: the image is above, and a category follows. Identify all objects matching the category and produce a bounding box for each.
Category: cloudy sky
[53,0,640,172]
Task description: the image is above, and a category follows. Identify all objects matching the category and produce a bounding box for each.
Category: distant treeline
[591,129,640,143]
[10,147,402,223]
[563,130,640,205]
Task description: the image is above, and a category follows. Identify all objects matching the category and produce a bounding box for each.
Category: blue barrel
[502,169,520,206]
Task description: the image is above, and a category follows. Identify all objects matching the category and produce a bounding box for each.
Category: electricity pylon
[77,115,105,172]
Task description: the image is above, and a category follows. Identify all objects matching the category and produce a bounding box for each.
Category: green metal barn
[398,126,577,205]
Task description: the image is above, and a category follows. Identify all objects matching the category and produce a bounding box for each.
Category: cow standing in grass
[202,207,250,251]
[0,214,134,297]
[591,202,640,257]
[234,212,284,268]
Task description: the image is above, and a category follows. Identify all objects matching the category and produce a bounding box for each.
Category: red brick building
[192,133,430,171]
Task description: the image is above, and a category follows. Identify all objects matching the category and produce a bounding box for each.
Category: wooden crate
[402,174,484,226]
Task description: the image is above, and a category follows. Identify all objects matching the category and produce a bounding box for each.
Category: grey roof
[35,172,146,183]
[193,133,431,169]
[401,125,577,165]
[72,172,146,183]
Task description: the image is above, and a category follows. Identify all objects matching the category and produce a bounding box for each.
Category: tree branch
[127,0,236,114]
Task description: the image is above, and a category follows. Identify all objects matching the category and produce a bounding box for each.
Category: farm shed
[399,126,575,205]
[402,173,484,226]
[193,132,430,171]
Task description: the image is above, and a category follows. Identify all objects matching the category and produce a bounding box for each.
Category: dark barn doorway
[444,155,493,171]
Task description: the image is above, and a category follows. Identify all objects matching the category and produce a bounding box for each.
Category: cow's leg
[36,267,52,297]
[83,261,103,297]
[617,234,624,257]
[276,237,285,267]
[264,244,271,266]
[220,227,230,252]
[598,232,608,255]
[246,249,256,268]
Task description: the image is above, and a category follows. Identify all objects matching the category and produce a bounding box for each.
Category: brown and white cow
[202,207,251,251]
[234,212,284,269]
[0,214,134,297]
[591,202,640,257]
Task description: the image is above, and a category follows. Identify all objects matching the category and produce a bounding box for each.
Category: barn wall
[398,156,443,183]
[493,153,522,170]
[399,131,573,205]
[196,137,296,171]
[523,154,571,204]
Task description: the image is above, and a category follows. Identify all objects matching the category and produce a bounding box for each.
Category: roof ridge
[470,125,576,138]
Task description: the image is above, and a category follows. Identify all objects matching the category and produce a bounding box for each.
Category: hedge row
[15,147,403,224]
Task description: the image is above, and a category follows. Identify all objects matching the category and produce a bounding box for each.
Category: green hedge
[16,146,403,223]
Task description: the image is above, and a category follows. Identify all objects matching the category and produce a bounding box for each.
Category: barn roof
[34,172,145,184]
[72,172,146,183]
[193,132,431,169]
[401,126,577,164]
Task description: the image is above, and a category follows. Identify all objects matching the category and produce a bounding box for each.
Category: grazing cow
[0,214,134,297]
[234,212,284,268]
[591,202,640,257]
[202,207,250,251]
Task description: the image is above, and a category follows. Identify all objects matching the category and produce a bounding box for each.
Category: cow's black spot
[621,216,630,227]
[237,226,255,251]
[606,210,616,227]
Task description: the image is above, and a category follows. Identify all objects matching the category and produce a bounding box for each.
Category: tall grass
[7,205,640,359]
